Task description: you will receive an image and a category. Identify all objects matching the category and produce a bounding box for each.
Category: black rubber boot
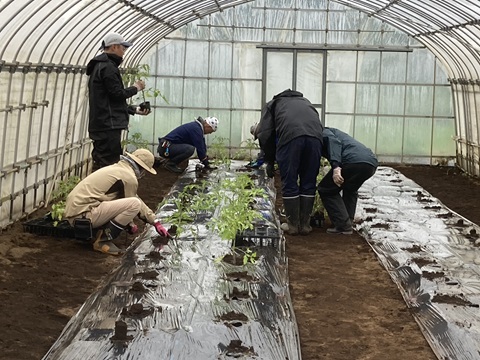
[93,220,125,255]
[299,196,315,235]
[283,197,300,236]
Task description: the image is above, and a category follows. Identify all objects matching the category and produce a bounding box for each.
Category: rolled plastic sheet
[42,160,301,360]
[356,166,480,360]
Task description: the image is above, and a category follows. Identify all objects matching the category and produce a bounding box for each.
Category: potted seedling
[49,176,81,226]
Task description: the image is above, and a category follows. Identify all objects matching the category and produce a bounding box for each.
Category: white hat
[101,33,133,49]
[126,149,156,175]
[204,117,219,132]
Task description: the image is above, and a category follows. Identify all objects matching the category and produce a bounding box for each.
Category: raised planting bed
[356,166,480,360]
[43,160,301,360]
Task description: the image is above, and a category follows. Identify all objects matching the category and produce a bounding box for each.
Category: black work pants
[276,136,322,198]
[90,130,122,170]
[318,163,376,229]
[158,138,195,165]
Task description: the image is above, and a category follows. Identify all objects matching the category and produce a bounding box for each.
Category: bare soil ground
[1,163,476,360]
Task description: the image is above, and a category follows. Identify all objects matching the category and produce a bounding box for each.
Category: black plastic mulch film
[356,167,480,360]
[38,164,480,359]
[42,161,301,360]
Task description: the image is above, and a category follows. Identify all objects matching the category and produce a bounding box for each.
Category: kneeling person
[158,116,218,173]
[64,149,169,255]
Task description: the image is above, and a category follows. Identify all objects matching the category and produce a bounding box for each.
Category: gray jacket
[323,127,378,169]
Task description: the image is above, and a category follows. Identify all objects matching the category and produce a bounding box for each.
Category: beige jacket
[64,160,156,224]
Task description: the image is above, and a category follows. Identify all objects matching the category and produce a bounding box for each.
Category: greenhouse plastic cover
[43,161,301,360]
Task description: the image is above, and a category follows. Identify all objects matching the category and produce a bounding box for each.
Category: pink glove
[127,223,138,234]
[154,221,170,237]
[332,167,344,187]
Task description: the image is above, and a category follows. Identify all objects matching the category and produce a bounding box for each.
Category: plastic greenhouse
[4,1,480,360]
[3,0,480,228]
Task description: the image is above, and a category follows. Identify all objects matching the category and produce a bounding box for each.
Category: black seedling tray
[23,214,76,238]
[234,225,280,247]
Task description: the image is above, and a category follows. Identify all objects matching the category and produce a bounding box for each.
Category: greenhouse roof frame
[1,0,480,80]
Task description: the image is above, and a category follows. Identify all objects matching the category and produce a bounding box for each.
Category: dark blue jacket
[86,53,138,133]
[323,127,378,169]
[162,119,208,161]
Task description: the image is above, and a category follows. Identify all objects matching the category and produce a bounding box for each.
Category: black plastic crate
[23,214,76,238]
[234,225,280,247]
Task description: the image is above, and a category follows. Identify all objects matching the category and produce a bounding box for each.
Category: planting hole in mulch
[222,340,256,357]
[129,281,149,293]
[422,271,445,281]
[405,245,423,253]
[225,271,257,282]
[110,320,133,342]
[222,253,246,266]
[146,251,165,261]
[218,311,249,328]
[431,294,478,307]
[121,303,154,318]
[134,270,159,280]
[412,257,437,268]
[152,236,170,247]
[224,287,251,301]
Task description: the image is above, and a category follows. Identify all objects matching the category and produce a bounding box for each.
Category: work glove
[332,167,344,187]
[266,162,275,178]
[154,221,171,238]
[246,159,264,168]
[127,223,138,235]
[202,159,217,171]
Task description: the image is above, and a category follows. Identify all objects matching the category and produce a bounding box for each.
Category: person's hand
[246,159,263,168]
[333,167,344,187]
[134,80,145,91]
[154,221,171,238]
[135,107,150,115]
[202,159,217,171]
[266,162,275,178]
[127,223,138,234]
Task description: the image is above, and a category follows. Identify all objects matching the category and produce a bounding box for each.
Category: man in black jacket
[86,33,150,171]
[256,89,323,236]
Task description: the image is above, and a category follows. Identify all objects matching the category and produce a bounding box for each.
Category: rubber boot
[283,197,300,236]
[299,196,315,235]
[93,220,125,255]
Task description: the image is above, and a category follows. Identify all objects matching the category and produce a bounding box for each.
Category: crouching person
[64,149,170,255]
[318,127,378,235]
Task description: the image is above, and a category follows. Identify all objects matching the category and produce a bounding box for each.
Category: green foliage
[234,138,259,161]
[242,248,257,265]
[209,174,265,243]
[51,201,66,225]
[209,136,231,167]
[122,132,150,151]
[50,176,80,226]
[164,180,219,237]
[122,64,169,104]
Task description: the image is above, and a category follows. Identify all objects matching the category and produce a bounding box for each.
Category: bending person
[158,116,218,173]
[64,149,169,255]
[256,89,323,236]
[318,127,378,234]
